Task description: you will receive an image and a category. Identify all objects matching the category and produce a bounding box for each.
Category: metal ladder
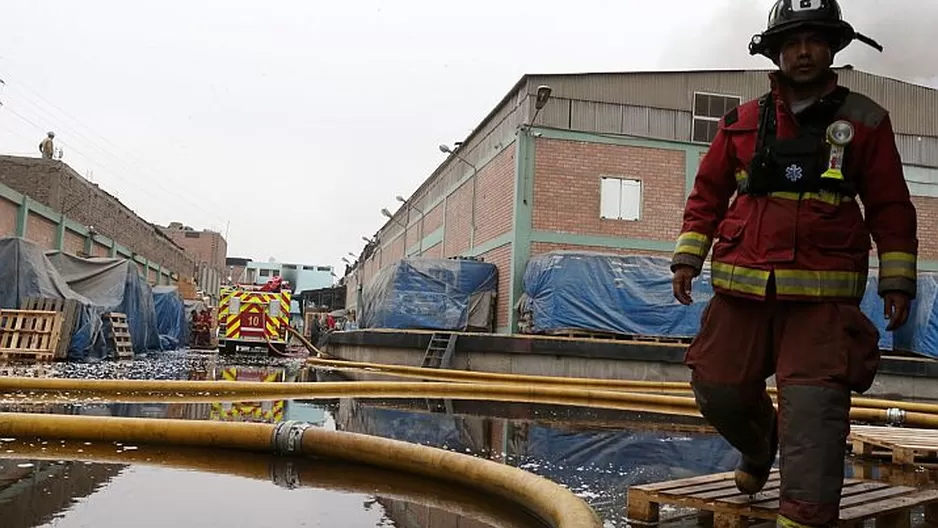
[421,332,457,369]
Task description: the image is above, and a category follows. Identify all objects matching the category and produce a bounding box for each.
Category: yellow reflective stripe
[774,269,867,298]
[768,191,851,205]
[880,251,917,280]
[711,262,770,296]
[675,232,712,258]
[777,516,813,528]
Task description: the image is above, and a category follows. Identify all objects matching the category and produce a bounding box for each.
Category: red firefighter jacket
[672,72,918,302]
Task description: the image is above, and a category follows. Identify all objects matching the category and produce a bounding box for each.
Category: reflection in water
[336,398,739,526]
[0,459,123,528]
[0,441,547,528]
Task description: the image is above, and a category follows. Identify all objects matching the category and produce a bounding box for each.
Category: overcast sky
[2,0,936,274]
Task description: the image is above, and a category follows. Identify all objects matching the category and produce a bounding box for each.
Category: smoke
[660,0,938,87]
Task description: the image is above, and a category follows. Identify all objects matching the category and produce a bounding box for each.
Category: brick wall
[443,179,473,256]
[388,232,406,262]
[0,156,195,278]
[63,230,84,255]
[533,138,686,241]
[160,228,227,271]
[478,243,512,330]
[422,243,443,259]
[0,197,16,236]
[474,148,516,244]
[911,195,938,260]
[25,212,56,250]
[423,203,444,234]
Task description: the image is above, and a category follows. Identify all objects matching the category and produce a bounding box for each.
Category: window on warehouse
[692,92,741,144]
[600,177,642,221]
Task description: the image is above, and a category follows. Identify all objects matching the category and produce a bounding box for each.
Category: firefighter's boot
[735,406,778,495]
[691,382,778,494]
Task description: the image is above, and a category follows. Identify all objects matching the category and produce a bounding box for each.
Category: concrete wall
[327,333,938,400]
[0,156,194,281]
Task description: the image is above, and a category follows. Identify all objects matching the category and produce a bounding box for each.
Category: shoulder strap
[755,92,776,151]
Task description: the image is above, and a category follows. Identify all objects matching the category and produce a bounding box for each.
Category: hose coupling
[272,420,312,455]
[885,407,906,426]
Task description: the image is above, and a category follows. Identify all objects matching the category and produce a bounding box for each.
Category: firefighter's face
[778,30,832,85]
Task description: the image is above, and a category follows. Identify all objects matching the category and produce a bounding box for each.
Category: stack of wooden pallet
[21,297,81,360]
[0,309,65,362]
[103,312,134,359]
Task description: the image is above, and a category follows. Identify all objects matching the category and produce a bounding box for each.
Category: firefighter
[670,1,917,526]
[39,132,55,159]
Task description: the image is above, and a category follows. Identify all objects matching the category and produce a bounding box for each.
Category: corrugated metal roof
[525,68,938,136]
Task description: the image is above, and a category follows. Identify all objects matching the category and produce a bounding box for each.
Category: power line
[0,71,231,225]
[1,98,230,228]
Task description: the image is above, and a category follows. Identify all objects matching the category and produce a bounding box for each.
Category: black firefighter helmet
[749,0,884,61]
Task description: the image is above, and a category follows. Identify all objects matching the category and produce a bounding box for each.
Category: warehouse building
[346,67,938,333]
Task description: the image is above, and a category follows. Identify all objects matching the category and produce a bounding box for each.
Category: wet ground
[0,350,933,528]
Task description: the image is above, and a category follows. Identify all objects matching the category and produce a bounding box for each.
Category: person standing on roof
[39,132,55,159]
[670,1,918,526]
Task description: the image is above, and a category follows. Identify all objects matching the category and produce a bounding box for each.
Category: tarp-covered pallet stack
[46,250,162,356]
[0,237,104,361]
[0,237,173,361]
[361,258,498,332]
[518,251,938,359]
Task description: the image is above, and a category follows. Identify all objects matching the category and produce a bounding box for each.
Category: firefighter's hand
[884,292,911,332]
[672,265,696,305]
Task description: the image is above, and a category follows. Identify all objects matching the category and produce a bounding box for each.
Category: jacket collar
[768,70,839,106]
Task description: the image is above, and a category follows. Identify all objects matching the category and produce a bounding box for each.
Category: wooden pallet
[627,469,938,527]
[0,310,63,361]
[850,425,938,465]
[103,312,133,359]
[851,460,938,488]
[21,297,80,360]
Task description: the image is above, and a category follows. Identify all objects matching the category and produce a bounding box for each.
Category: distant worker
[670,1,917,527]
[39,131,55,159]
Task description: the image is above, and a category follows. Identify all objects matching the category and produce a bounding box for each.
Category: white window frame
[691,91,742,144]
[600,176,642,221]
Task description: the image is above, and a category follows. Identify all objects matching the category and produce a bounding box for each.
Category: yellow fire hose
[0,375,935,427]
[0,412,601,528]
[0,441,545,528]
[305,356,938,420]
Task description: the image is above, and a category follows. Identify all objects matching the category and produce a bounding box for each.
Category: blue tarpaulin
[895,273,938,357]
[516,251,938,355]
[361,258,498,332]
[0,237,104,359]
[46,251,162,356]
[153,286,188,349]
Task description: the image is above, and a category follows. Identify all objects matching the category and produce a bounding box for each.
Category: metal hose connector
[885,407,907,426]
[272,420,312,455]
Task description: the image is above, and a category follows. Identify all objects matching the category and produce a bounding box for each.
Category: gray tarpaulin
[0,237,104,360]
[46,251,162,354]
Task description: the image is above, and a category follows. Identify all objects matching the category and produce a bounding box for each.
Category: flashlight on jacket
[821,120,854,182]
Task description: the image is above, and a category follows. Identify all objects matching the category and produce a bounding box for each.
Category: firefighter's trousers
[685,292,881,527]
